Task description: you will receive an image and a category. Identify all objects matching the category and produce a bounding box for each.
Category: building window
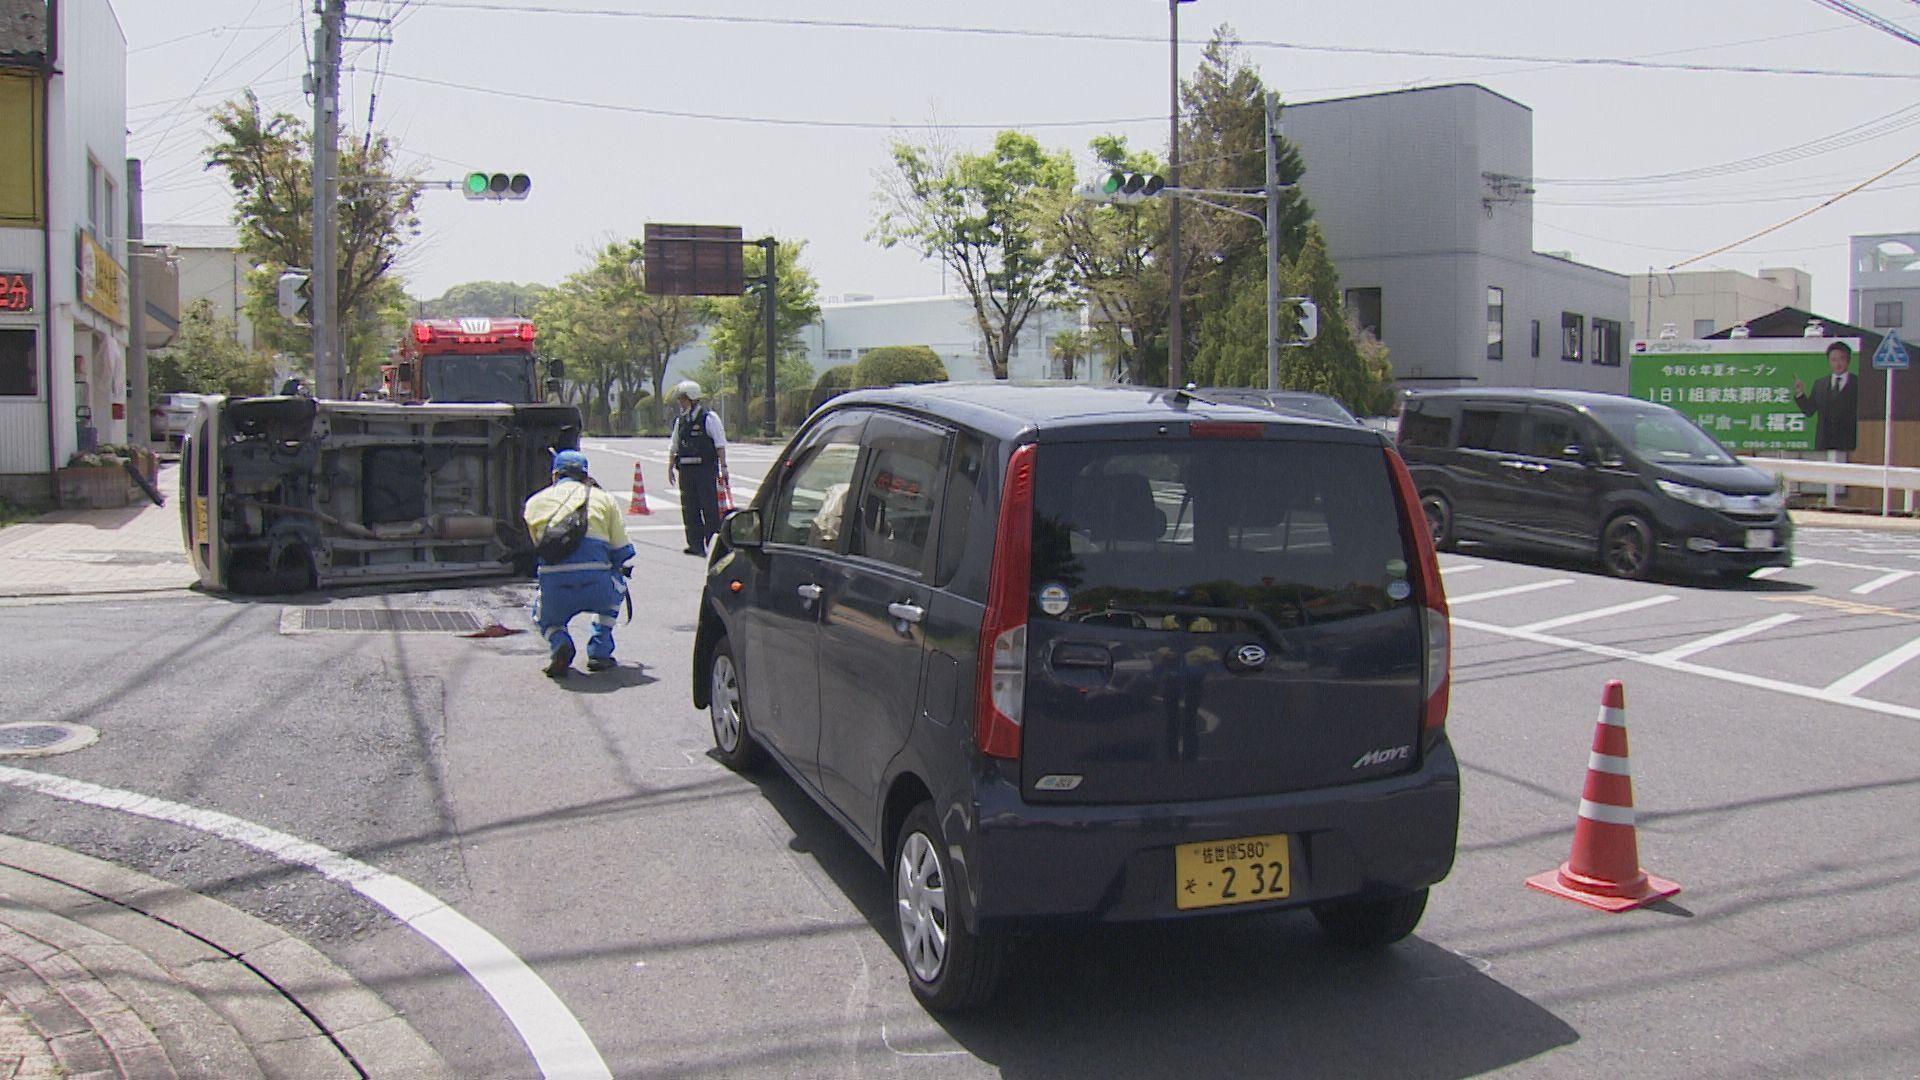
[825,348,852,361]
[1592,318,1622,367]
[1531,320,1540,358]
[104,176,117,248]
[1561,313,1584,361]
[1874,301,1904,328]
[1693,318,1715,337]
[1345,287,1382,339]
[0,329,37,396]
[1486,287,1504,360]
[86,157,100,237]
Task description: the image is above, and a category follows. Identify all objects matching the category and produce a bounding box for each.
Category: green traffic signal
[464,172,489,196]
[1101,172,1126,195]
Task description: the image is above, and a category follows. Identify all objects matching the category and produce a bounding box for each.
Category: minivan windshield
[1029,439,1412,635]
[1589,402,1736,465]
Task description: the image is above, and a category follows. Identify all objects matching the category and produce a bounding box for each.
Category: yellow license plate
[193,497,209,541]
[1175,833,1291,911]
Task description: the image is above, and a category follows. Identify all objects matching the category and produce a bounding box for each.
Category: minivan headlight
[1656,479,1728,511]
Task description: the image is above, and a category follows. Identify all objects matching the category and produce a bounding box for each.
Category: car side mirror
[721,508,763,550]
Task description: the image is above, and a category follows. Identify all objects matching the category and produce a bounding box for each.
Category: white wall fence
[1741,456,1920,515]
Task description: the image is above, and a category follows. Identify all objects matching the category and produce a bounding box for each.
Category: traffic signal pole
[760,237,777,439]
[1265,92,1281,392]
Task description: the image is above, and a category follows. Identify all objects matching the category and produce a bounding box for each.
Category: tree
[205,91,421,391]
[1047,134,1169,385]
[1278,226,1393,411]
[535,239,706,432]
[872,131,1074,379]
[149,300,275,396]
[414,281,550,318]
[699,240,820,409]
[853,346,948,386]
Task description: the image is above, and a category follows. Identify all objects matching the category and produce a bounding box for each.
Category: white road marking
[1750,566,1787,580]
[0,767,611,1080]
[1450,617,1920,722]
[1654,613,1801,662]
[1794,556,1907,574]
[1447,579,1574,605]
[1825,634,1920,697]
[1440,563,1484,574]
[1851,570,1915,596]
[1518,594,1678,633]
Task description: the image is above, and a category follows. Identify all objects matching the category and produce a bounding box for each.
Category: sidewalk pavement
[0,835,447,1079]
[0,466,196,600]
[1790,507,1920,531]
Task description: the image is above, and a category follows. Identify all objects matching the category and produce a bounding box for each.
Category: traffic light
[463,172,532,200]
[277,269,311,324]
[1294,298,1319,343]
[1076,170,1166,205]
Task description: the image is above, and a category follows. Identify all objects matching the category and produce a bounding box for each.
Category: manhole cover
[0,723,98,758]
[294,608,484,633]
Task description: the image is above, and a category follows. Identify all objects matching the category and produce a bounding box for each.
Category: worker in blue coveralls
[523,450,634,678]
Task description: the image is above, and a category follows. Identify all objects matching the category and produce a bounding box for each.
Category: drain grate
[298,608,484,633]
[0,723,98,758]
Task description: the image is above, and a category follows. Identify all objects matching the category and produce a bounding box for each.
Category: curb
[1789,508,1920,532]
[0,835,450,1079]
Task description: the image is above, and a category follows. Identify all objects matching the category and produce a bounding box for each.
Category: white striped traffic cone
[1526,679,1681,912]
[627,462,651,515]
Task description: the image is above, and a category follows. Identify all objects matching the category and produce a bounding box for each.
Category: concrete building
[161,243,259,351]
[1282,83,1632,393]
[1850,232,1919,348]
[1630,267,1811,342]
[0,0,129,503]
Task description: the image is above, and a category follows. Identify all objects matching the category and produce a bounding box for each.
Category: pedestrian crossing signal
[463,172,531,201]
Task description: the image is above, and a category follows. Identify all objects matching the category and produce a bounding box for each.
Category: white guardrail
[1740,456,1920,515]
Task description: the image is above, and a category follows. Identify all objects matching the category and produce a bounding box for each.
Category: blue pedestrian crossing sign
[1872,330,1909,370]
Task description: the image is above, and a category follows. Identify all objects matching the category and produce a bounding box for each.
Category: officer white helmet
[672,380,704,403]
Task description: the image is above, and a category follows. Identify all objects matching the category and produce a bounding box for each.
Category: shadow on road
[745,766,1578,1079]
[1452,541,1810,592]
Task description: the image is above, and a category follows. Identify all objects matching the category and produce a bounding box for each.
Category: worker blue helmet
[551,449,590,479]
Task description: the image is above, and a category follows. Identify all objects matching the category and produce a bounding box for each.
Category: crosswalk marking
[1654,613,1801,662]
[1750,566,1787,580]
[1447,579,1574,605]
[1517,594,1678,633]
[1850,569,1915,596]
[1825,634,1920,697]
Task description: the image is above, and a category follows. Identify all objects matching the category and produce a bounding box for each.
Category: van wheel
[894,802,1006,1012]
[1420,492,1456,552]
[707,640,765,771]
[1601,513,1655,579]
[1312,887,1428,948]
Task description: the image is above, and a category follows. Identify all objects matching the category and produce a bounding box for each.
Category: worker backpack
[534,487,591,564]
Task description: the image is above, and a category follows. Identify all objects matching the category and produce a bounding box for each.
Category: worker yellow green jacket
[522,479,634,629]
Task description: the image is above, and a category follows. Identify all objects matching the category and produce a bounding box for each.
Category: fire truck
[383,317,556,404]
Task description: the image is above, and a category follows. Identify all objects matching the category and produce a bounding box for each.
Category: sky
[120,1,1920,319]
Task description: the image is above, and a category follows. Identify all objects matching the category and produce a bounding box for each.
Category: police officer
[667,380,728,555]
[523,449,634,677]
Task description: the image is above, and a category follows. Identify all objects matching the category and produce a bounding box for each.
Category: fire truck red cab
[384,317,548,404]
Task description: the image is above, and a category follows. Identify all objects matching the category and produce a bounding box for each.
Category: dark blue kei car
[691,384,1459,1011]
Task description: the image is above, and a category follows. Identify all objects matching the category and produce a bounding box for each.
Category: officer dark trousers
[680,463,721,552]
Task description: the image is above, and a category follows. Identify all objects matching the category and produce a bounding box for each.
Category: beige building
[1631,267,1812,342]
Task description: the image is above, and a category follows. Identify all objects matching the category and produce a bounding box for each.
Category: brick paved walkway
[0,466,195,599]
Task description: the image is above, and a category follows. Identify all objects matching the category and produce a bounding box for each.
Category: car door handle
[887,602,925,625]
[796,583,823,602]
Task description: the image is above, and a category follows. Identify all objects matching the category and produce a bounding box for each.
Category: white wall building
[1282,84,1632,393]
[1849,233,1919,345]
[1630,267,1812,342]
[0,0,128,503]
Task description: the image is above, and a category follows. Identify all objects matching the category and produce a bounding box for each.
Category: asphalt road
[0,436,1915,1078]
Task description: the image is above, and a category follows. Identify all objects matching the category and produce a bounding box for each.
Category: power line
[1669,147,1920,269]
[1806,0,1920,48]
[400,2,1920,82]
[1538,99,1920,186]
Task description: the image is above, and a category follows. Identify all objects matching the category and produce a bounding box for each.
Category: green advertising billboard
[1627,337,1862,453]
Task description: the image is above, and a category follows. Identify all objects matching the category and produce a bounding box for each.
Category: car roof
[826,382,1373,441]
[1405,388,1647,411]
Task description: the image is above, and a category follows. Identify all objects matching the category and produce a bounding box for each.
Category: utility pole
[1167,0,1189,388]
[126,158,150,444]
[310,0,344,399]
[760,237,777,438]
[1265,93,1281,392]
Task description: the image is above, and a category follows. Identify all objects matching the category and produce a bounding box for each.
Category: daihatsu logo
[1233,644,1268,669]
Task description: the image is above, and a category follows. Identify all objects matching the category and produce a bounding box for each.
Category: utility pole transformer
[310,0,344,399]
[1265,92,1282,392]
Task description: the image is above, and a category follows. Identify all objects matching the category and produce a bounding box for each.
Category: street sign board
[1872,330,1909,370]
[1628,337,1863,453]
[642,224,744,296]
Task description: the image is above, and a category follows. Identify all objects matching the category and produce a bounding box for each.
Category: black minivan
[692,384,1458,1010]
[1397,389,1792,579]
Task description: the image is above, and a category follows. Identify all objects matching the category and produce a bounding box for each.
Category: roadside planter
[56,447,159,509]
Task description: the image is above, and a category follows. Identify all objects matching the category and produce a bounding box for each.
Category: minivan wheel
[894,803,1006,1012]
[1312,887,1428,948]
[1421,492,1457,552]
[707,640,765,771]
[1601,513,1656,580]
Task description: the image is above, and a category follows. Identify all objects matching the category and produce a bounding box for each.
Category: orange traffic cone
[717,469,735,514]
[627,462,652,516]
[1526,680,1680,912]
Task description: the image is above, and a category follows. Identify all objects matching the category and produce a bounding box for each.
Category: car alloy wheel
[1602,514,1654,579]
[710,652,742,753]
[896,830,948,985]
[1421,492,1455,551]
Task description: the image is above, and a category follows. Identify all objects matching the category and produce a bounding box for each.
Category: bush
[853,346,947,388]
[809,365,857,411]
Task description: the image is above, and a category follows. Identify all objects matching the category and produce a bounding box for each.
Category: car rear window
[1029,439,1413,633]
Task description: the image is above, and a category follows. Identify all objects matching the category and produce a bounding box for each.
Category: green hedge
[853,346,947,387]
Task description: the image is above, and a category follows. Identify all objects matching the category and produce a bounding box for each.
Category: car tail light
[1189,421,1265,439]
[517,322,537,342]
[1384,447,1450,732]
[976,443,1035,759]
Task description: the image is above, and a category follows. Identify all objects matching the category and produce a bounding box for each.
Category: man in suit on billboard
[1793,340,1860,454]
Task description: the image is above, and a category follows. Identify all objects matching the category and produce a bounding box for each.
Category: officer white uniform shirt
[669,409,728,460]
